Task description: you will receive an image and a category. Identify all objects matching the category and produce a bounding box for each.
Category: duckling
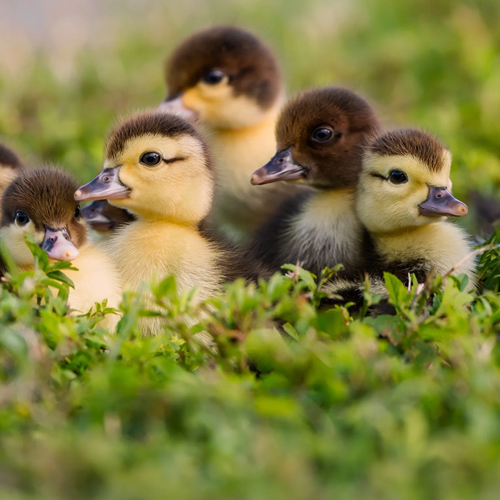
[82,200,136,237]
[74,111,229,335]
[0,169,122,329]
[159,25,307,243]
[0,143,24,218]
[248,87,381,277]
[356,129,475,288]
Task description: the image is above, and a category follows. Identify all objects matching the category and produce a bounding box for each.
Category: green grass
[1,0,500,498]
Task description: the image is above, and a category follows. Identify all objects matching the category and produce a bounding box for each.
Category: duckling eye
[202,69,226,85]
[74,205,81,219]
[311,127,334,143]
[388,170,408,184]
[15,211,29,226]
[140,152,162,167]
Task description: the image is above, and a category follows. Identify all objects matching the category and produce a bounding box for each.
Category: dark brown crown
[104,111,210,163]
[166,26,281,110]
[1,168,87,247]
[0,143,23,170]
[276,87,381,188]
[369,129,448,172]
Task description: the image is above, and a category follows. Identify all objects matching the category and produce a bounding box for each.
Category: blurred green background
[1,0,500,207]
[2,2,500,499]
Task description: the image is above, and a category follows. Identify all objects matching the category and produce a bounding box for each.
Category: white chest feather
[287,190,362,268]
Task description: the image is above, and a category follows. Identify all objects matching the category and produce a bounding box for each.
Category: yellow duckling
[75,111,230,335]
[159,25,307,243]
[357,128,475,287]
[0,169,122,329]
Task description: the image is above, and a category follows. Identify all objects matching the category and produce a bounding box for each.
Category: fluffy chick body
[161,26,306,243]
[0,169,122,329]
[358,129,476,287]
[327,129,476,306]
[248,87,381,277]
[75,112,228,336]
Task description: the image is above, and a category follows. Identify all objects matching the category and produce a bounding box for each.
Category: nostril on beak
[103,176,110,183]
[277,158,284,164]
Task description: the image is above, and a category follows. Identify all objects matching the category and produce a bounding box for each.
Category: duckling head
[251,87,381,189]
[356,129,468,235]
[159,26,281,130]
[1,169,86,266]
[75,111,214,225]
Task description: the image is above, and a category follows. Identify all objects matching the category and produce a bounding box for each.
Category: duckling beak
[41,227,79,261]
[251,148,307,185]
[74,168,130,202]
[158,94,198,122]
[419,186,468,217]
[81,201,114,232]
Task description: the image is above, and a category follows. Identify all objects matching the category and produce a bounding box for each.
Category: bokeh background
[1,0,499,229]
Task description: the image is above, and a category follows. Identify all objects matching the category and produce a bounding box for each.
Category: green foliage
[1,0,500,497]
[0,237,497,499]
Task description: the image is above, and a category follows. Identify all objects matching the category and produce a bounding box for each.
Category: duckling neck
[300,188,357,222]
[207,105,279,179]
[212,104,280,136]
[133,212,200,230]
[289,188,362,268]
[371,221,473,276]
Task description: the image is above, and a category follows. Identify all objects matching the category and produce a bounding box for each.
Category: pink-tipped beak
[41,228,79,261]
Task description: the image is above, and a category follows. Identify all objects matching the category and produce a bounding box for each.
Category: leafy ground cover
[1,0,500,498]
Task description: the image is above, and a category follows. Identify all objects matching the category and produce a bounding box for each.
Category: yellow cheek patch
[182,82,269,129]
[182,86,205,110]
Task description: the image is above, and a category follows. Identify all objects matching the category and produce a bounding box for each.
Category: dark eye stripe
[163,156,186,164]
[370,173,387,180]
